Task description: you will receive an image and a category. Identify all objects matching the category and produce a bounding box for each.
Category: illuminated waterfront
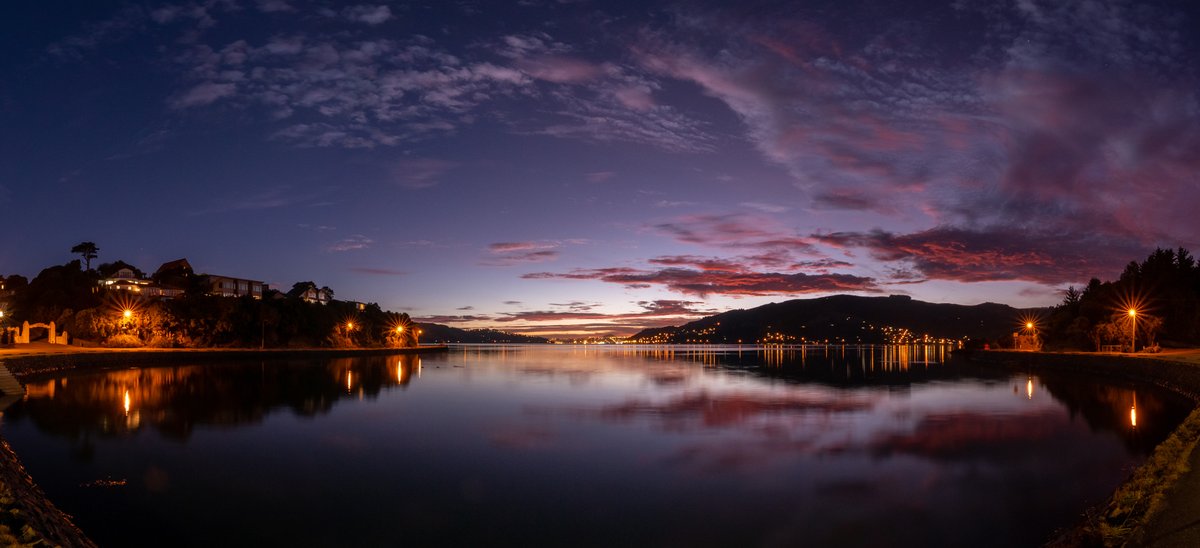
[2,346,1190,547]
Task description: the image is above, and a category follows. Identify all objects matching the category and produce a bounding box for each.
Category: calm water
[1,345,1191,547]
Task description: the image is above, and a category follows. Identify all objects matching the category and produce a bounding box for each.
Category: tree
[71,242,100,271]
[97,260,146,279]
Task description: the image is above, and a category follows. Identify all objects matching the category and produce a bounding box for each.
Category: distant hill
[629,295,1038,345]
[417,322,550,344]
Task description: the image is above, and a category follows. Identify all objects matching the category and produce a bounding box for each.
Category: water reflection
[1,346,1194,548]
[11,355,422,449]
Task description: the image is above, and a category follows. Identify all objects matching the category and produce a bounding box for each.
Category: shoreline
[0,343,449,378]
[0,344,448,548]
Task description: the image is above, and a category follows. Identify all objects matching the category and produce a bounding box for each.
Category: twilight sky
[2,0,1198,336]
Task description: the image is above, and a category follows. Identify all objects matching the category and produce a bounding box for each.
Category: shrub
[103,333,144,348]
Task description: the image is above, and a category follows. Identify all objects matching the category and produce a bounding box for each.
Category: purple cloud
[341,5,392,25]
[525,266,877,298]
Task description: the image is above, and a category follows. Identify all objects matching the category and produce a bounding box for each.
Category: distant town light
[1025,321,1033,329]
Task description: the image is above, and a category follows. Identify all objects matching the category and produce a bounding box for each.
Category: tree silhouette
[71,242,100,271]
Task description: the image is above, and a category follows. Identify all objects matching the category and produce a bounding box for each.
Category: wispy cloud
[255,0,293,13]
[525,267,877,298]
[740,202,788,214]
[327,234,373,252]
[349,267,406,276]
[814,226,1140,285]
[585,171,616,183]
[482,241,560,266]
[627,2,1200,283]
[391,158,457,189]
[482,240,589,266]
[652,214,815,253]
[415,314,496,323]
[341,5,392,25]
[493,299,715,325]
[46,6,146,59]
[170,81,236,108]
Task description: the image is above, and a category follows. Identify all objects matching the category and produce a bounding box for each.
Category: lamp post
[1128,309,1137,353]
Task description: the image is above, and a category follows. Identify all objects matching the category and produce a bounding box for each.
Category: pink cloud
[525,267,876,297]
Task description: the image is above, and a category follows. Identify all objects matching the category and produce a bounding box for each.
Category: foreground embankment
[0,345,448,548]
[969,350,1200,547]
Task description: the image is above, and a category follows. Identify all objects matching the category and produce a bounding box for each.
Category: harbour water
[1,345,1190,547]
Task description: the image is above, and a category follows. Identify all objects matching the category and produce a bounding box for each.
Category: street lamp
[1128,309,1137,353]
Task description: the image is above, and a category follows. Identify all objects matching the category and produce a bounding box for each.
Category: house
[154,258,265,299]
[100,267,151,292]
[99,265,184,298]
[287,281,334,304]
[208,275,266,299]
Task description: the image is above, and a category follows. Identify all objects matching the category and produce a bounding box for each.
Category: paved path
[1134,349,1200,547]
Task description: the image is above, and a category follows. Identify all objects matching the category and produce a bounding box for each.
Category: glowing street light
[1128,308,1137,353]
[123,309,132,319]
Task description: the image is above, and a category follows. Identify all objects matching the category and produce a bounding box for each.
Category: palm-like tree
[71,242,100,271]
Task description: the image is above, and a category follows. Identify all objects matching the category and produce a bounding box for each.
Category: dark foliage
[1043,248,1200,350]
